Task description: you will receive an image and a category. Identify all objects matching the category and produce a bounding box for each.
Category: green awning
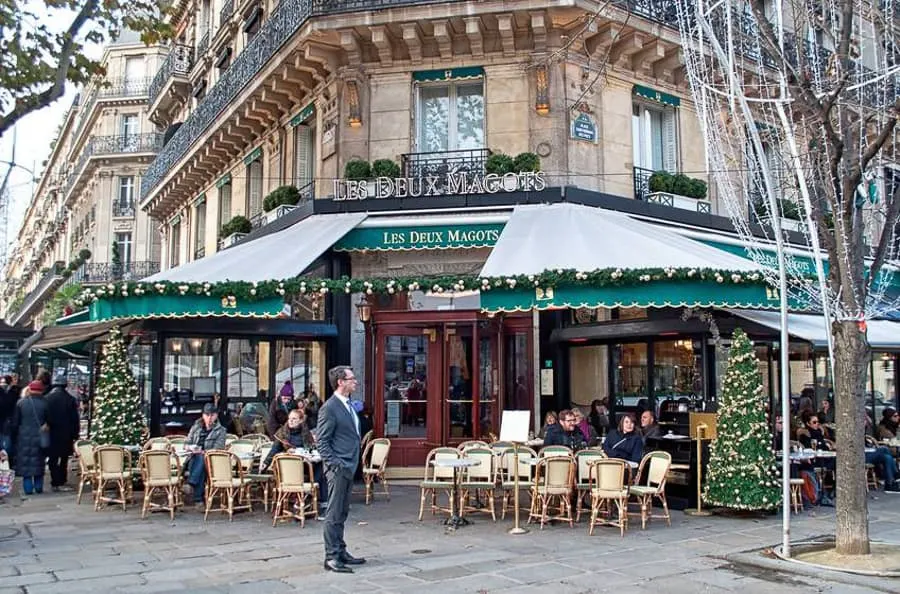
[244,146,262,165]
[290,103,315,127]
[216,173,232,188]
[480,281,780,313]
[633,84,681,107]
[90,295,285,322]
[413,66,484,82]
[333,223,504,251]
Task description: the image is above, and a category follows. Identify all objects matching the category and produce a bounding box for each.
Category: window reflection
[164,338,222,402]
[274,341,325,404]
[383,335,427,438]
[227,339,263,402]
[612,343,648,408]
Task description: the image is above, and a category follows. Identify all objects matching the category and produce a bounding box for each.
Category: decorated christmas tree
[703,328,781,511]
[91,326,145,445]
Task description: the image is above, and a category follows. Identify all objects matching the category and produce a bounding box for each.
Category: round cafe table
[431,458,481,529]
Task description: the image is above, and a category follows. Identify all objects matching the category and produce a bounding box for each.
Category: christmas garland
[73,266,777,308]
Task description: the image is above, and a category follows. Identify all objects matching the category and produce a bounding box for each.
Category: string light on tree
[91,326,145,445]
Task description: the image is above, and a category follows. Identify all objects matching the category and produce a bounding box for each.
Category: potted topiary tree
[344,159,372,181]
[485,153,514,175]
[645,171,712,213]
[219,215,252,248]
[263,185,301,223]
[512,152,541,173]
[371,159,401,179]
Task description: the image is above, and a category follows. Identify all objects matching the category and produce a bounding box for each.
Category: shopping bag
[0,467,14,497]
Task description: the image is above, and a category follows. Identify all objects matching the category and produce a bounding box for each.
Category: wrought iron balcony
[73,261,161,285]
[9,261,65,326]
[148,44,194,109]
[195,246,206,260]
[633,166,653,201]
[220,0,235,24]
[91,133,163,155]
[400,148,491,191]
[113,201,136,218]
[197,30,210,58]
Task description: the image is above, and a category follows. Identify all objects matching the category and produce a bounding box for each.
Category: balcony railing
[195,246,206,260]
[70,77,153,144]
[633,166,654,201]
[148,44,194,109]
[9,261,65,326]
[220,0,235,24]
[113,201,136,218]
[401,148,491,190]
[73,261,161,285]
[197,30,210,58]
[91,133,164,155]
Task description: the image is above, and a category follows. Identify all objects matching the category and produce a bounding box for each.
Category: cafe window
[870,353,897,423]
[274,341,325,404]
[569,345,609,413]
[416,80,484,152]
[653,339,702,401]
[227,338,269,401]
[612,343,648,409]
[164,338,222,400]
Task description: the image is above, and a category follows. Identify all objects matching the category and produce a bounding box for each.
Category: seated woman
[877,408,899,440]
[538,411,558,439]
[797,411,835,504]
[263,409,328,509]
[602,414,644,464]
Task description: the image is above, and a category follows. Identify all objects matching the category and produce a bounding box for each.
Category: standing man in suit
[317,365,364,573]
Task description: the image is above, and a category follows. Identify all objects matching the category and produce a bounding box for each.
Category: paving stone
[25,574,142,594]
[0,572,56,588]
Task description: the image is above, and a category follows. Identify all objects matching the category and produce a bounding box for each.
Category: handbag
[30,399,50,450]
[0,467,13,496]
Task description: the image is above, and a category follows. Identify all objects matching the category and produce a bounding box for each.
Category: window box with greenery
[645,171,711,213]
[342,159,402,198]
[752,198,804,232]
[219,215,252,248]
[263,185,302,223]
[484,152,541,175]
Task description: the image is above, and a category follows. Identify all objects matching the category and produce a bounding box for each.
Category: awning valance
[19,319,129,354]
[479,203,770,312]
[145,212,366,283]
[91,295,285,322]
[413,66,484,82]
[633,84,681,107]
[334,222,503,251]
[728,309,900,349]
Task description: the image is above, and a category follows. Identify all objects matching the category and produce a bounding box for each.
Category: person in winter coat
[602,414,644,464]
[185,403,228,506]
[0,375,19,455]
[12,381,49,495]
[44,371,80,491]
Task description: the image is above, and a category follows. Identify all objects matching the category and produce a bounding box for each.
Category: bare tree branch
[867,181,900,294]
[0,0,99,137]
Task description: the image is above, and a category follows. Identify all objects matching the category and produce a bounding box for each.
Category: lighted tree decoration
[91,326,145,445]
[703,328,781,511]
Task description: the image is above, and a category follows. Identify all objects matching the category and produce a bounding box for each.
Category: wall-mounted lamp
[535,65,550,115]
[171,340,183,353]
[356,295,372,323]
[346,80,362,128]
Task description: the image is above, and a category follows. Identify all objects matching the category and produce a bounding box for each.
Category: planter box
[265,204,297,224]
[222,232,247,248]
[778,217,803,232]
[646,191,711,214]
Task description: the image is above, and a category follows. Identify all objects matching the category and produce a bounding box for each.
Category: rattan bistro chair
[203,450,253,521]
[94,446,133,512]
[457,440,489,452]
[588,458,629,536]
[74,439,97,505]
[498,446,536,520]
[271,454,318,528]
[418,447,459,520]
[528,456,575,529]
[540,445,573,458]
[459,447,496,521]
[574,448,607,521]
[362,438,392,504]
[143,437,173,451]
[627,451,672,529]
[140,450,182,520]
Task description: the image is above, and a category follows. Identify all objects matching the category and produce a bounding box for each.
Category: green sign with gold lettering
[334,223,504,251]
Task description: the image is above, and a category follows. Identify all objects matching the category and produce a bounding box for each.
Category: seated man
[639,410,662,443]
[877,408,899,440]
[185,403,227,507]
[867,444,900,493]
[543,409,587,451]
[264,409,328,512]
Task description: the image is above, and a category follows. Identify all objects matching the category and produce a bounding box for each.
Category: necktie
[346,399,359,434]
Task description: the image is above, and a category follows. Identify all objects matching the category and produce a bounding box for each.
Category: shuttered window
[246,158,263,217]
[632,103,677,173]
[294,124,314,190]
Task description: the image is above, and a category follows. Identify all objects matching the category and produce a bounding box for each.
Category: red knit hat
[27,380,44,393]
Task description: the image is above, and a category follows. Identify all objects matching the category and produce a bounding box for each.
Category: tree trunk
[832,319,870,555]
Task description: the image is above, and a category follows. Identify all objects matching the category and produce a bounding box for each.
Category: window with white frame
[218,181,232,230]
[170,221,181,268]
[115,232,132,264]
[632,102,677,173]
[294,124,314,190]
[116,176,135,216]
[195,199,207,258]
[121,114,139,138]
[417,80,484,152]
[246,158,263,217]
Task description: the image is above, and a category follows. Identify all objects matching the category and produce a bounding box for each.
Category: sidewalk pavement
[1,480,899,593]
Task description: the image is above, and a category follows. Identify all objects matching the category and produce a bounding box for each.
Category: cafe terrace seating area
[71,431,393,527]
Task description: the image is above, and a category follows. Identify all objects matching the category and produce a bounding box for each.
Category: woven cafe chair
[498,446,537,520]
[588,458,629,536]
[74,439,97,505]
[271,454,318,528]
[360,429,374,453]
[540,445,573,458]
[241,433,272,448]
[168,436,187,448]
[246,441,275,512]
[459,447,497,521]
[457,440,489,452]
[142,437,172,451]
[94,446,133,512]
[140,450,182,520]
[203,450,252,521]
[417,447,459,520]
[574,448,607,521]
[528,455,575,529]
[228,439,259,473]
[362,438,392,504]
[257,442,275,472]
[225,433,239,447]
[627,451,672,529]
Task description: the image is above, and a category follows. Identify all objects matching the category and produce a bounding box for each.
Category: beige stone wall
[484,64,530,157]
[599,79,637,198]
[369,72,412,162]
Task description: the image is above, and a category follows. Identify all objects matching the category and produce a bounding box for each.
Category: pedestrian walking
[317,366,364,574]
[44,370,80,491]
[12,381,49,495]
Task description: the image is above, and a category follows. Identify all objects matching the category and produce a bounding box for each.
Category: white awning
[729,309,900,349]
[479,203,759,277]
[147,213,367,283]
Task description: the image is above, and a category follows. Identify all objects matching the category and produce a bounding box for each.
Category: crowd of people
[0,370,80,497]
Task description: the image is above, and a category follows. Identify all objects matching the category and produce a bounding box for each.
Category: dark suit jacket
[316,394,361,475]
